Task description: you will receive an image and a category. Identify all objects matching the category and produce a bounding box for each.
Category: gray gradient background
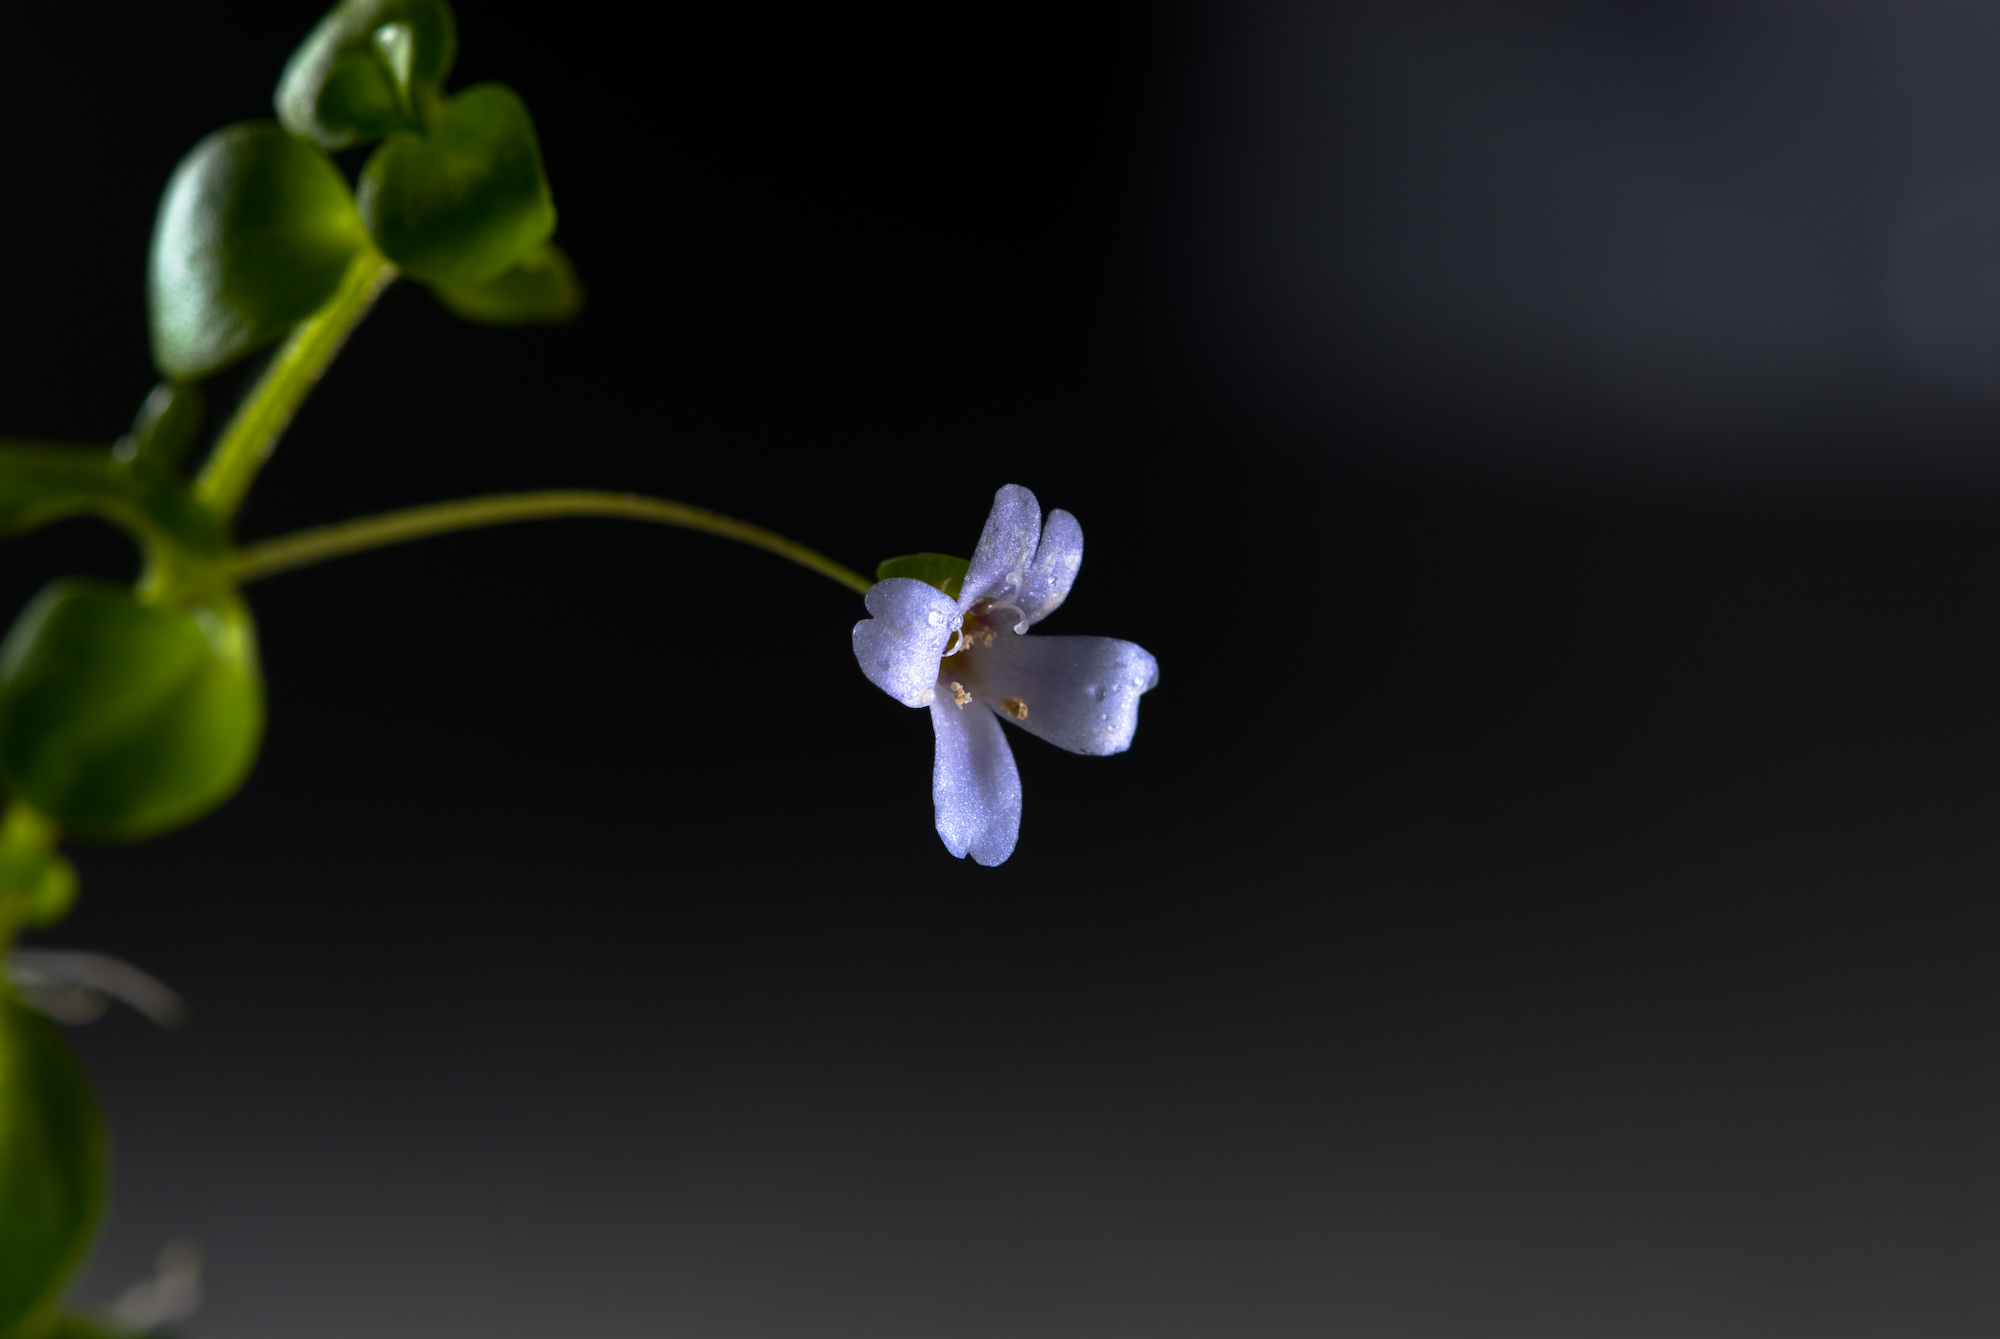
[6,2,2000,1335]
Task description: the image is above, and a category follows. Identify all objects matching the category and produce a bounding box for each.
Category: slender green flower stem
[224,491,875,595]
[193,250,398,519]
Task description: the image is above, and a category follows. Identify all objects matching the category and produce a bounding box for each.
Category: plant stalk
[193,251,397,519]
[224,490,874,595]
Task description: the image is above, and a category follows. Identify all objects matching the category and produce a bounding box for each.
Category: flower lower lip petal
[929,694,1021,866]
[971,630,1157,756]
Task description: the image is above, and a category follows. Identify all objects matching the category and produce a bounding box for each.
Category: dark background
[6,2,2000,1335]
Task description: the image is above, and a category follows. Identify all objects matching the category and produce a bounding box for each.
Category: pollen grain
[1001,696,1029,721]
[951,681,972,709]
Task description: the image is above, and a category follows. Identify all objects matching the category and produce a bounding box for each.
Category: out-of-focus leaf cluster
[2,0,583,847]
[0,1,587,1319]
[153,0,577,382]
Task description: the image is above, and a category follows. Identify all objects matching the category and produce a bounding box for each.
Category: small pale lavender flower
[852,484,1160,865]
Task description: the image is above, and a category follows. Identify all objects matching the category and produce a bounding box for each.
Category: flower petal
[1020,507,1082,627]
[853,578,961,707]
[960,484,1042,612]
[966,633,1159,756]
[930,698,1022,865]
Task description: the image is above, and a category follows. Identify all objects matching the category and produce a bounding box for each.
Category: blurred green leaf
[875,553,969,601]
[0,581,264,841]
[359,84,555,286]
[148,123,370,383]
[430,242,581,325]
[276,0,457,148]
[0,992,105,1335]
[0,444,223,559]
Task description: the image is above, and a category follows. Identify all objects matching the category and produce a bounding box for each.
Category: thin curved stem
[194,250,398,519]
[223,490,875,595]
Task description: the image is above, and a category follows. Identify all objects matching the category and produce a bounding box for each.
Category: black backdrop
[6,4,2000,1336]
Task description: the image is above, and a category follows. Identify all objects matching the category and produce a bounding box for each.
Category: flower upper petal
[960,484,1042,612]
[853,578,962,707]
[968,632,1159,756]
[931,697,1022,865]
[1019,507,1082,627]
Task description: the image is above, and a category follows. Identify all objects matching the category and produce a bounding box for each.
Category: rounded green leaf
[358,83,556,286]
[0,581,264,841]
[148,123,370,383]
[430,242,582,325]
[0,991,105,1334]
[276,0,458,149]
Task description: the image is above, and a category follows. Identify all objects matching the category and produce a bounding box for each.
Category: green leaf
[875,552,970,601]
[358,84,556,286]
[0,581,264,841]
[0,992,105,1335]
[0,444,223,559]
[276,0,457,149]
[429,242,582,325]
[148,123,370,383]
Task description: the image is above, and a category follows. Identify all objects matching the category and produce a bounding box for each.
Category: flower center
[940,606,1003,659]
[988,569,1029,633]
[935,606,1029,719]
